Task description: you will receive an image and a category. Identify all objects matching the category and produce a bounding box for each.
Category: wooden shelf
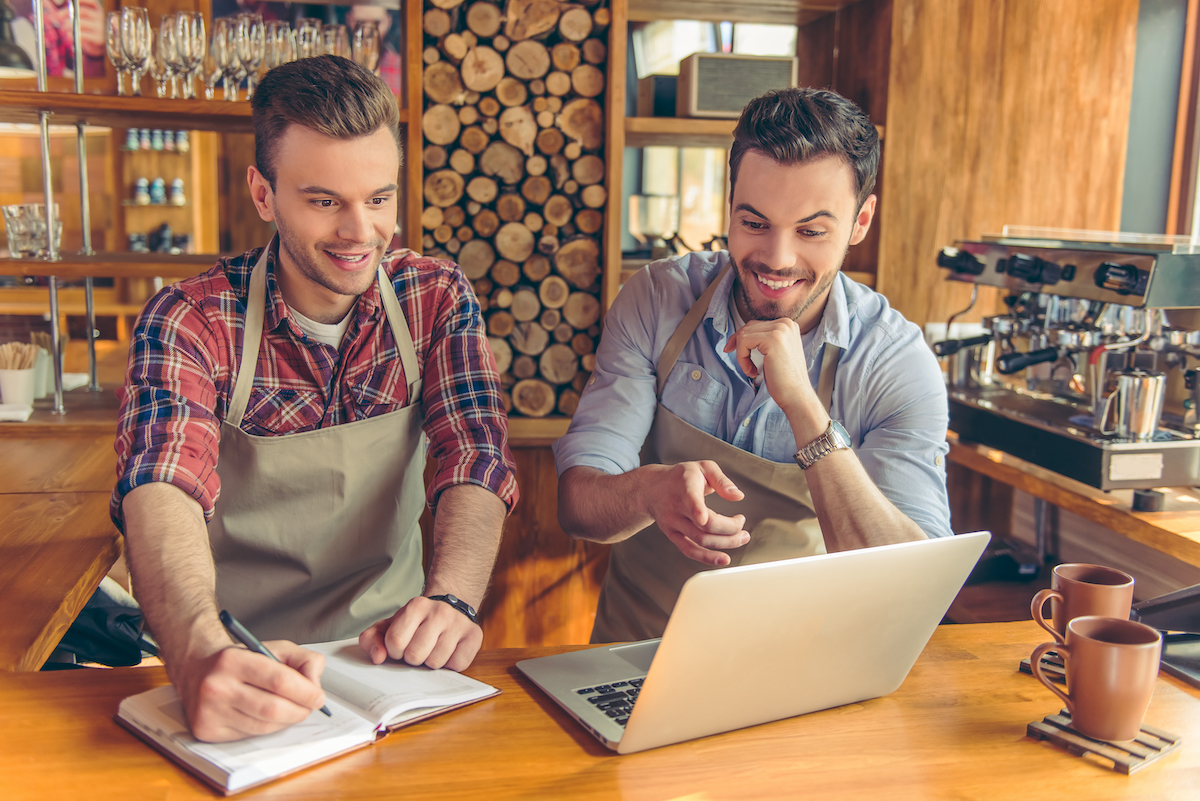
[625,117,736,148]
[0,89,411,132]
[628,0,861,25]
[0,252,223,279]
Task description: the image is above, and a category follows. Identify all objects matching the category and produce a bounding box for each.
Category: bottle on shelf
[176,131,190,153]
[134,177,151,205]
[170,178,186,207]
[125,128,140,151]
[151,129,164,151]
[139,129,151,150]
[150,177,167,205]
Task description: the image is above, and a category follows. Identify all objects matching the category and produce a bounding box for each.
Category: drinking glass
[211,16,240,101]
[149,29,171,97]
[201,46,221,100]
[263,20,295,71]
[295,17,321,59]
[235,13,265,97]
[321,23,349,59]
[105,11,130,96]
[353,21,380,72]
[154,18,179,98]
[175,12,205,100]
[120,7,152,97]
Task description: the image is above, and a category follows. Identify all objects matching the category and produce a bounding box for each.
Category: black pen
[219,609,332,717]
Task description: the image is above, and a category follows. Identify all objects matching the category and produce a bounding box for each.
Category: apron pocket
[661,361,728,437]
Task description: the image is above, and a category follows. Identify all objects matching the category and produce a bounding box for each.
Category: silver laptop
[517,531,990,754]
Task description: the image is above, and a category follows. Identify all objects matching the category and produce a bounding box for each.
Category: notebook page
[307,639,497,726]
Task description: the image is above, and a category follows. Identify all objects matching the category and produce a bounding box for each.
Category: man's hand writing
[178,640,327,743]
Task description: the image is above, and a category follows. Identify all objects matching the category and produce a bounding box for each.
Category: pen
[219,609,332,717]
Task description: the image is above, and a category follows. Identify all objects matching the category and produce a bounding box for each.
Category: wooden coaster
[1019,652,1065,683]
[1026,710,1182,774]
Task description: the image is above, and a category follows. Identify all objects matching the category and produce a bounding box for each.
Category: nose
[761,230,799,274]
[337,203,373,244]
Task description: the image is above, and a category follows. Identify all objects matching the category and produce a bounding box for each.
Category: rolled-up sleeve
[853,323,953,539]
[553,267,661,477]
[420,265,519,512]
[111,289,224,530]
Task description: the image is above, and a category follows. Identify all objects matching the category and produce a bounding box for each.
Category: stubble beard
[731,252,843,323]
[273,205,384,305]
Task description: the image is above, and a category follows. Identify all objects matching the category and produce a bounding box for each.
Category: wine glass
[201,43,221,100]
[175,12,205,100]
[157,17,180,98]
[295,17,321,59]
[105,11,130,96]
[148,28,172,98]
[211,16,240,101]
[263,20,295,71]
[321,23,349,59]
[120,7,151,97]
[352,21,380,72]
[235,13,265,97]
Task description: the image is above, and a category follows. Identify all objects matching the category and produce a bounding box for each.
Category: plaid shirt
[112,239,518,526]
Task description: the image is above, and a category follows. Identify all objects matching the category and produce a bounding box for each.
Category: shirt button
[742,419,750,427]
[935,455,944,466]
[589,376,596,385]
[691,369,701,380]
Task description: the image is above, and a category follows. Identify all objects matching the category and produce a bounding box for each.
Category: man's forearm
[802,451,928,551]
[424,484,507,608]
[122,483,231,669]
[557,465,658,544]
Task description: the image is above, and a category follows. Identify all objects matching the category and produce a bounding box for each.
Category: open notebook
[116,638,499,795]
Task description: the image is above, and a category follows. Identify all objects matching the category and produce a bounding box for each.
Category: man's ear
[848,194,877,246]
[247,165,276,223]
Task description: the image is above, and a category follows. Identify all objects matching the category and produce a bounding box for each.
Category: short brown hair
[251,55,402,188]
[729,88,879,210]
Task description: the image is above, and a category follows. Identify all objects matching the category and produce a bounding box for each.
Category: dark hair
[729,88,879,210]
[251,55,402,188]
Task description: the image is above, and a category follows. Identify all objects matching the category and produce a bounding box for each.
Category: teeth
[330,252,367,263]
[758,275,798,290]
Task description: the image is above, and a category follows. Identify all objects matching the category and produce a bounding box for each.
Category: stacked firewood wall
[420,0,610,418]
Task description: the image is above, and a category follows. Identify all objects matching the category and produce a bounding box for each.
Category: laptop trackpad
[610,639,660,672]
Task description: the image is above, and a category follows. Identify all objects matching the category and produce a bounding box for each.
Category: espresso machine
[933,230,1200,491]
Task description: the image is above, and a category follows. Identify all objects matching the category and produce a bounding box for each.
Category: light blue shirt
[553,250,953,540]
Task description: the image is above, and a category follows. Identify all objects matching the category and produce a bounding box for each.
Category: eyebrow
[298,183,398,197]
[734,202,839,224]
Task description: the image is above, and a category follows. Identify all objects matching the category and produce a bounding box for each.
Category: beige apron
[592,264,841,643]
[209,248,427,643]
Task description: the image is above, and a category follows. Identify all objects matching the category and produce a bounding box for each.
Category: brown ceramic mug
[1031,563,1134,644]
[1031,616,1162,741]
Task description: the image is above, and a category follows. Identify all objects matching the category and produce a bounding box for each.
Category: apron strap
[226,247,270,427]
[226,250,424,427]
[376,263,422,400]
[816,344,842,414]
[655,262,732,398]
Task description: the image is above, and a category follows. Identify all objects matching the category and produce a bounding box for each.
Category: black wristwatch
[428,594,479,625]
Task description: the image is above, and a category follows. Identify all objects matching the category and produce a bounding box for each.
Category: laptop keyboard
[575,678,644,726]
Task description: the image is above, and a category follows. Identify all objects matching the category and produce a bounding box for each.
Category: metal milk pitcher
[1099,369,1167,440]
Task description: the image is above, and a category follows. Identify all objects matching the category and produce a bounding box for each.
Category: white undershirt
[288,305,351,348]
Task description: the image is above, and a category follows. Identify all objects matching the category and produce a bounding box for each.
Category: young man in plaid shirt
[112,56,518,743]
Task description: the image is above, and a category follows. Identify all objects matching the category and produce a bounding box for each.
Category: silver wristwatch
[793,419,852,469]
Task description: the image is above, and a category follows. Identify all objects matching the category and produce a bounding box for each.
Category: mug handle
[1031,641,1073,717]
[1031,588,1065,644]
[1098,387,1118,435]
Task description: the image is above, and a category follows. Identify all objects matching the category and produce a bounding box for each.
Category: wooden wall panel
[876,0,1140,330]
[420,446,609,649]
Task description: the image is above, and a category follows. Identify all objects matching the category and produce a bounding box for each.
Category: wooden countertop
[1,621,1197,800]
[947,432,1200,568]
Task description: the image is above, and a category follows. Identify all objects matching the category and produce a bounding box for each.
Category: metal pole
[70,0,98,391]
[33,0,64,414]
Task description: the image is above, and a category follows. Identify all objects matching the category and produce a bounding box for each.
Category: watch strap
[793,419,851,469]
[427,594,479,625]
